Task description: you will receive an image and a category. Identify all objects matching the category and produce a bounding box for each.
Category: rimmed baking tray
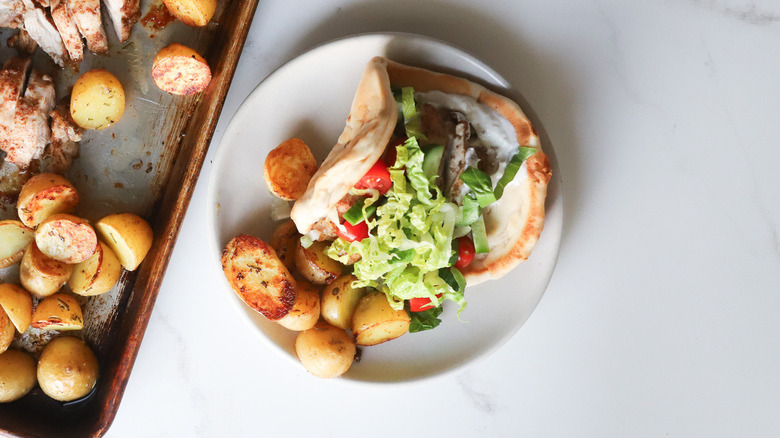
[0,0,259,436]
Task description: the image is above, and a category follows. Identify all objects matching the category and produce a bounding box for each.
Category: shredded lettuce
[401,87,428,141]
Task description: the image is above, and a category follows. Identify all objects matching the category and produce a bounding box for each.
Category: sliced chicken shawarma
[0,69,55,166]
[7,28,37,53]
[66,0,108,54]
[50,0,83,62]
[47,101,82,173]
[0,56,30,127]
[0,0,24,28]
[20,0,68,66]
[101,0,138,42]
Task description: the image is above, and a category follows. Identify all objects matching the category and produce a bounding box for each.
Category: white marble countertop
[110,0,780,436]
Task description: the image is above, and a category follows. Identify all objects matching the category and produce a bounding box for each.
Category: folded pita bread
[290,57,551,285]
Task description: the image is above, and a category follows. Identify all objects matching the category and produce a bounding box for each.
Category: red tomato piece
[454,236,475,269]
[335,220,369,242]
[409,294,443,312]
[355,160,392,195]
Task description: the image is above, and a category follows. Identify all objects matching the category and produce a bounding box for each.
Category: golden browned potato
[0,284,33,333]
[68,241,122,296]
[321,274,366,331]
[163,0,216,26]
[94,213,153,271]
[277,277,321,331]
[269,220,299,271]
[295,321,356,378]
[221,235,296,321]
[263,138,318,201]
[37,336,98,402]
[0,349,36,403]
[352,291,410,346]
[17,173,79,228]
[152,43,211,95]
[20,242,74,298]
[30,293,84,331]
[0,310,14,355]
[70,69,125,130]
[35,214,97,264]
[294,240,343,285]
[0,220,34,268]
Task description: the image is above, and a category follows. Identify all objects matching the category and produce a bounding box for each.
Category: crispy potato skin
[321,274,366,331]
[269,220,299,271]
[0,311,14,355]
[263,138,318,201]
[95,213,153,271]
[37,337,98,402]
[20,242,74,298]
[68,241,123,296]
[70,69,125,130]
[295,321,356,378]
[0,349,37,402]
[30,293,84,331]
[152,43,211,95]
[294,240,343,285]
[35,214,98,264]
[276,277,321,331]
[0,284,33,333]
[221,235,296,321]
[352,291,410,346]
[162,0,216,26]
[0,220,34,268]
[17,173,79,228]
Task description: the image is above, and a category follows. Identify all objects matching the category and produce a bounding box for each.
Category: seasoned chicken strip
[66,0,108,54]
[0,0,24,28]
[21,0,68,66]
[7,29,38,53]
[50,0,84,62]
[0,70,55,166]
[47,101,83,174]
[102,0,138,42]
[0,56,30,128]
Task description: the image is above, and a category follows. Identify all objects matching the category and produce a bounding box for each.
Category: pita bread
[291,57,552,285]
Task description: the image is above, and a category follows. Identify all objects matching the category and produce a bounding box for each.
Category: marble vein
[685,0,780,25]
[457,374,497,415]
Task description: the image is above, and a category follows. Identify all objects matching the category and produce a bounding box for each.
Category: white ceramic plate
[207,33,562,384]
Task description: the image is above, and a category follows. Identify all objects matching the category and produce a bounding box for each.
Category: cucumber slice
[343,199,377,225]
[422,145,444,180]
[471,215,490,253]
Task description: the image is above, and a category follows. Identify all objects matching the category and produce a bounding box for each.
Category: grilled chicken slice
[0,69,55,166]
[66,0,108,54]
[50,0,83,62]
[7,28,38,53]
[0,56,30,127]
[20,0,68,66]
[101,0,138,42]
[0,0,24,28]
[47,101,82,173]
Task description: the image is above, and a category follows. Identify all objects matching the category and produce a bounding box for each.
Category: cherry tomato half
[409,294,443,312]
[454,236,475,269]
[335,220,369,242]
[355,160,392,195]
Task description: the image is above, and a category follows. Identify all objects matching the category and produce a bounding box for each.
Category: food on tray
[294,321,356,379]
[20,242,74,298]
[95,212,153,271]
[0,349,36,403]
[0,309,14,354]
[17,173,79,228]
[37,336,98,402]
[276,277,320,331]
[69,240,122,296]
[35,214,98,264]
[0,284,33,333]
[162,0,216,27]
[221,234,296,321]
[152,42,212,95]
[351,290,410,346]
[70,69,125,130]
[320,274,366,331]
[31,292,84,331]
[0,220,34,268]
[263,138,318,200]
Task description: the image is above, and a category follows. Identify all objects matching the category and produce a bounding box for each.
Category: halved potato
[17,173,79,228]
[162,0,216,27]
[263,138,318,200]
[321,274,366,330]
[20,242,74,298]
[30,293,84,331]
[0,284,33,333]
[37,336,98,402]
[68,240,122,296]
[294,240,343,285]
[352,291,410,346]
[277,277,321,331]
[35,214,97,264]
[269,220,299,271]
[0,310,14,355]
[70,69,125,130]
[295,321,355,379]
[152,43,211,95]
[0,349,37,403]
[0,220,34,268]
[221,235,296,321]
[94,213,153,271]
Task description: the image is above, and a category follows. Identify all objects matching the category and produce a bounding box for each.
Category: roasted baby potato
[295,321,356,378]
[221,235,296,321]
[20,242,74,298]
[0,349,36,403]
[70,69,125,130]
[31,293,84,331]
[294,240,343,285]
[152,43,212,95]
[95,213,153,271]
[321,274,366,331]
[37,336,98,402]
[270,220,299,271]
[163,0,216,26]
[0,220,34,268]
[277,277,321,331]
[17,173,79,228]
[263,138,318,201]
[352,291,410,346]
[35,214,98,264]
[0,284,33,333]
[0,310,14,355]
[68,240,122,296]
